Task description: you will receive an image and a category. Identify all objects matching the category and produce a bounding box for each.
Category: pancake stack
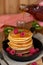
[8,28,33,56]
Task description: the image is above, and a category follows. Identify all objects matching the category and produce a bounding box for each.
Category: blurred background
[0,0,43,14]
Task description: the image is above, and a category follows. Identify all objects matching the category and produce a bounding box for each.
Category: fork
[0,52,9,65]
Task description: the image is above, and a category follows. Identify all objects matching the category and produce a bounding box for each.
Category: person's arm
[39,1,43,6]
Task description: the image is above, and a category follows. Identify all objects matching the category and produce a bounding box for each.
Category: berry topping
[14,29,18,34]
[9,50,15,55]
[6,47,11,52]
[31,62,37,65]
[20,32,25,37]
[28,53,33,56]
[17,53,22,57]
[36,48,39,52]
[29,48,36,54]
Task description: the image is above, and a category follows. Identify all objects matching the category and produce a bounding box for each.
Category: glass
[17,21,26,28]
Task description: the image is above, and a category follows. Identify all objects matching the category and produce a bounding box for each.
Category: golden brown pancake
[8,29,33,42]
[16,46,33,54]
[8,42,33,50]
[9,38,32,44]
[8,28,33,54]
[8,40,32,47]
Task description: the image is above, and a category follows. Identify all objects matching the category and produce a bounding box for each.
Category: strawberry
[9,50,15,55]
[6,47,11,52]
[14,29,18,34]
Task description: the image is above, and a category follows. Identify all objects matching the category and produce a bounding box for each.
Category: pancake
[16,46,33,54]
[9,38,32,44]
[8,39,33,47]
[8,29,33,42]
[8,42,33,50]
[7,28,33,57]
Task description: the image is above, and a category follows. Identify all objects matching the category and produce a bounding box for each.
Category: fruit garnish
[28,53,33,56]
[14,29,18,34]
[35,24,41,30]
[31,62,37,65]
[6,47,11,52]
[9,50,15,55]
[29,48,36,54]
[32,21,42,30]
[20,32,25,37]
[36,48,39,52]
[4,27,14,35]
[18,29,24,33]
[17,53,22,57]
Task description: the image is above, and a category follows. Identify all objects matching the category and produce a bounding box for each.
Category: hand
[39,1,43,6]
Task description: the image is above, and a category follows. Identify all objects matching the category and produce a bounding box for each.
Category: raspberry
[36,48,39,52]
[9,50,15,55]
[28,53,33,56]
[31,62,37,65]
[20,32,25,37]
[29,48,36,54]
[6,47,11,52]
[14,29,18,34]
[17,53,22,57]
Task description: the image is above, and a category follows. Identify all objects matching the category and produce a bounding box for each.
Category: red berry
[14,29,18,34]
[36,48,39,52]
[9,50,15,55]
[20,32,25,37]
[6,47,11,52]
[17,53,22,57]
[31,62,37,65]
[28,53,33,56]
[29,48,36,54]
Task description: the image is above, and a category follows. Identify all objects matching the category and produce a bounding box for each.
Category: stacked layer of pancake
[8,28,33,56]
